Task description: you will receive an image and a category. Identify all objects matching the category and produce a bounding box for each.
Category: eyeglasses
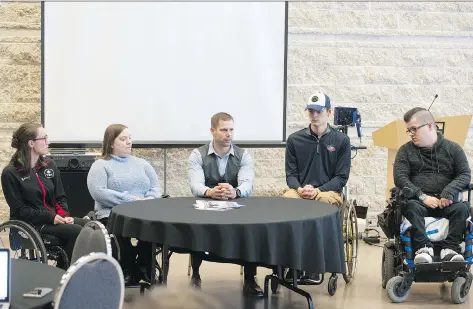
[406,123,430,135]
[33,135,48,141]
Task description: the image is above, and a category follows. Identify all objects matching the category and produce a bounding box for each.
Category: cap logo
[312,96,318,102]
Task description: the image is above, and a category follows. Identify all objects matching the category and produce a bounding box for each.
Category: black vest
[197,144,244,189]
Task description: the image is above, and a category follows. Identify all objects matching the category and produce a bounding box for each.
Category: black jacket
[285,125,351,192]
[1,159,69,225]
[393,133,471,201]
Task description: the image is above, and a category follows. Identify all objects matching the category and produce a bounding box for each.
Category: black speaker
[46,154,98,218]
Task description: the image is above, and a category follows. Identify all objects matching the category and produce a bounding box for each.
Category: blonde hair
[211,112,233,129]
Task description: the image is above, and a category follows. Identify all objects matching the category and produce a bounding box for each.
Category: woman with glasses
[1,123,89,266]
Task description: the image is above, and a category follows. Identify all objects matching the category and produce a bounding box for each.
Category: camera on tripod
[333,107,362,138]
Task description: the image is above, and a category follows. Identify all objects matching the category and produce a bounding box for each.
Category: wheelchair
[380,184,473,304]
[273,143,365,296]
[0,219,69,269]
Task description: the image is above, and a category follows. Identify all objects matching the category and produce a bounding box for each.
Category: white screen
[43,2,287,144]
[0,251,9,301]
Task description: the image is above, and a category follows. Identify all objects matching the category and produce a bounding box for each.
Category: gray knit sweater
[87,154,162,219]
[393,133,471,201]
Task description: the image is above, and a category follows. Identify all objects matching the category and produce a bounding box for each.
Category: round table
[11,259,65,309]
[107,197,346,274]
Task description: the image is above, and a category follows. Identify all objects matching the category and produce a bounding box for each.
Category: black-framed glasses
[33,135,48,141]
[406,123,430,135]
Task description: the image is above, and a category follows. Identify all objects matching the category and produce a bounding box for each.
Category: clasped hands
[54,215,74,225]
[205,183,237,200]
[423,195,453,209]
[297,185,320,200]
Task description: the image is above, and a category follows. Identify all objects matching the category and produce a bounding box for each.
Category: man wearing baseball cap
[282,92,351,281]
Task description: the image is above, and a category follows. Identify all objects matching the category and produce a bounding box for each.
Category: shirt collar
[306,124,331,137]
[208,141,234,157]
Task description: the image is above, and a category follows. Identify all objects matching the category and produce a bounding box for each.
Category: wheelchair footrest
[414,261,467,273]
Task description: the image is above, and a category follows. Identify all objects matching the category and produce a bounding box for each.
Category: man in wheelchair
[393,107,471,264]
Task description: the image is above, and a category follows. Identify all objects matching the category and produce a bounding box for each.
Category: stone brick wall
[1,2,472,220]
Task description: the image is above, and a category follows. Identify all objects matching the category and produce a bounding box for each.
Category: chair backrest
[54,252,124,309]
[70,221,112,265]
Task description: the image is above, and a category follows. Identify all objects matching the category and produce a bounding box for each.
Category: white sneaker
[414,246,434,264]
[440,248,464,262]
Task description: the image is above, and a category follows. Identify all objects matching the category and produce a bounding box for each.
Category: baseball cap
[306,92,331,111]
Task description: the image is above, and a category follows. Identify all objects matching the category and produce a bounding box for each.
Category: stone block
[399,12,453,31]
[434,3,473,13]
[392,86,439,104]
[336,47,402,66]
[336,11,379,29]
[288,9,335,29]
[0,3,41,25]
[439,68,473,85]
[332,67,365,85]
[289,2,336,11]
[445,49,473,67]
[337,2,369,11]
[287,65,337,86]
[254,159,285,178]
[0,65,40,103]
[0,35,40,43]
[370,2,436,12]
[288,46,337,68]
[380,12,398,29]
[442,87,473,104]
[0,103,40,122]
[452,14,473,31]
[336,85,392,104]
[0,42,40,64]
[253,177,287,197]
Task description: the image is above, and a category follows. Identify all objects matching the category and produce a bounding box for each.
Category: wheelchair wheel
[386,276,411,303]
[451,277,469,304]
[0,220,48,263]
[47,246,69,270]
[328,274,338,296]
[271,279,279,294]
[382,242,396,289]
[342,201,359,283]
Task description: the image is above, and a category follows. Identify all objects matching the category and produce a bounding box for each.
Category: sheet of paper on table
[193,200,245,211]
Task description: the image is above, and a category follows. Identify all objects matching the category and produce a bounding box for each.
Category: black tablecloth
[107,197,346,274]
[11,259,65,309]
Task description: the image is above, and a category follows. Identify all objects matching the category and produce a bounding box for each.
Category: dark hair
[9,122,44,172]
[210,112,233,129]
[101,124,128,159]
[403,107,434,123]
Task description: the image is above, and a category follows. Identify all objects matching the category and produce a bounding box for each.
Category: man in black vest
[187,112,262,296]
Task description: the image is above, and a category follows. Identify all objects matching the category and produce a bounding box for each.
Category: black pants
[191,252,257,281]
[39,217,89,262]
[402,200,470,252]
[99,217,152,273]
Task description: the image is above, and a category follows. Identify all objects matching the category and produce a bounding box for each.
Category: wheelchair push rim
[343,201,359,283]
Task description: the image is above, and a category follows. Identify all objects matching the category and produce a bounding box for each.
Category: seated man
[283,92,351,205]
[187,112,262,296]
[394,107,471,264]
[282,92,351,282]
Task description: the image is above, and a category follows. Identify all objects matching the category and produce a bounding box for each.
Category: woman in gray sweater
[87,124,162,285]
